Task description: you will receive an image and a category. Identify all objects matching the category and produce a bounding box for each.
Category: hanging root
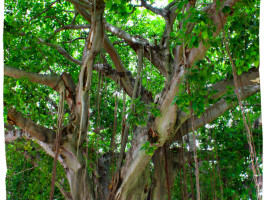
[49,87,65,200]
[224,38,261,198]
[187,80,201,200]
[116,47,143,170]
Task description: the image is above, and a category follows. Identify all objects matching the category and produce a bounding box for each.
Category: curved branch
[103,36,153,103]
[93,63,117,81]
[176,69,260,130]
[38,38,83,65]
[141,0,167,18]
[186,0,240,66]
[104,22,167,76]
[4,66,76,108]
[66,0,91,10]
[183,85,260,134]
[170,82,260,144]
[7,108,55,144]
[211,69,260,100]
[29,0,59,22]
[104,22,147,46]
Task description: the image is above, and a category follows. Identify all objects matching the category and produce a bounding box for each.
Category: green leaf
[114,0,121,4]
[254,60,259,67]
[106,0,113,9]
[237,68,242,75]
[197,102,205,111]
[201,30,208,40]
[147,147,155,155]
[200,21,206,28]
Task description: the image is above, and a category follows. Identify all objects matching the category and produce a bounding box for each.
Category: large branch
[189,86,260,130]
[176,69,260,126]
[211,68,260,100]
[140,0,167,18]
[7,108,55,144]
[94,63,117,82]
[5,126,68,170]
[171,149,215,167]
[165,69,260,144]
[104,23,167,77]
[186,0,240,66]
[103,36,153,103]
[73,4,153,103]
[4,65,62,90]
[172,84,260,144]
[5,129,31,142]
[4,65,76,108]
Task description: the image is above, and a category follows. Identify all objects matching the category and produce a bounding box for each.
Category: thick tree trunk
[148,146,178,200]
[65,166,94,199]
[123,166,150,200]
[149,148,169,200]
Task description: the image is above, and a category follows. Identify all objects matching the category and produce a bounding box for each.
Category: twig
[6,167,37,177]
[29,0,59,22]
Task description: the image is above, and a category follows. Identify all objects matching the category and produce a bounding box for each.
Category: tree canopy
[3,0,262,199]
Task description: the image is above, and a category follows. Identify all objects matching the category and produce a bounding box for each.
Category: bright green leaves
[105,0,113,9]
[201,30,208,40]
[113,0,121,4]
[173,64,219,118]
[173,91,207,117]
[140,141,158,156]
[6,139,67,199]
[224,3,260,76]
[104,0,121,6]
[104,0,133,17]
[173,6,216,51]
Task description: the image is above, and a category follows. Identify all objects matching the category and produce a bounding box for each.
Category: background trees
[3,0,262,199]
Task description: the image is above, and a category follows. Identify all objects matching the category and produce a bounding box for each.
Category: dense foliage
[4,0,261,199]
